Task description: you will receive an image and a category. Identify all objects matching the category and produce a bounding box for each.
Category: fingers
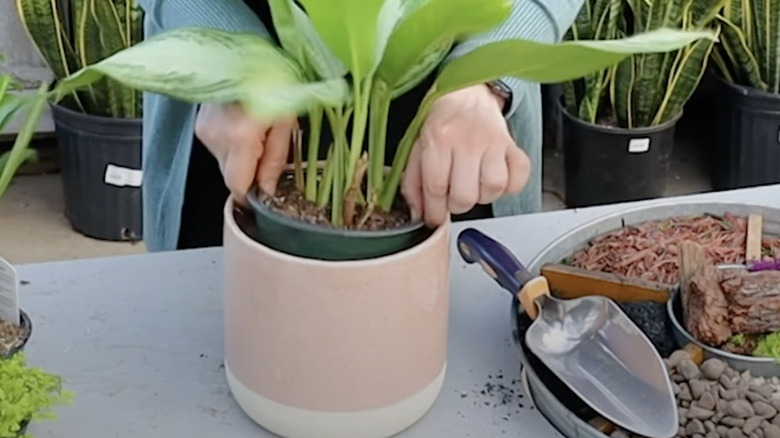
[505,145,532,194]
[420,139,452,226]
[448,148,481,214]
[400,141,424,222]
[223,138,263,205]
[257,116,297,195]
[478,144,509,204]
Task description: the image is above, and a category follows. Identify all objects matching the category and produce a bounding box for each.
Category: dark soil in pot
[0,310,32,358]
[246,172,433,261]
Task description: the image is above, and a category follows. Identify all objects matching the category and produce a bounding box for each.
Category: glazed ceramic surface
[222,199,451,438]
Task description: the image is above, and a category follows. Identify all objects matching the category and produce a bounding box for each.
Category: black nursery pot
[245,183,433,262]
[50,103,143,241]
[560,101,680,208]
[2,309,32,359]
[711,75,780,190]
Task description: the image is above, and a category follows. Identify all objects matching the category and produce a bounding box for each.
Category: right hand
[194,103,297,204]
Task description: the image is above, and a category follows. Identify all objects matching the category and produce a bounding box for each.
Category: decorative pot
[222,198,450,438]
[50,103,143,241]
[559,100,681,208]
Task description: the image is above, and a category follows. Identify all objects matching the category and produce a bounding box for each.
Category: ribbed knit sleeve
[136,0,270,35]
[444,0,584,117]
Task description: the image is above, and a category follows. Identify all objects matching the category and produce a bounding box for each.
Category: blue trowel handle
[457,228,536,294]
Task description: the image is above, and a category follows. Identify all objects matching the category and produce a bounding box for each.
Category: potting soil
[0,318,25,356]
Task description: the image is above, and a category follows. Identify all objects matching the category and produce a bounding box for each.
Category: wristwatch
[487,79,512,115]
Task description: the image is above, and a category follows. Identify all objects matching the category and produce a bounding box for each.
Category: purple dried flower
[747,259,780,272]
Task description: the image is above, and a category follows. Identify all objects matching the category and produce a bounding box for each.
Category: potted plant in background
[559,0,723,208]
[709,0,780,191]
[14,0,144,242]
[52,0,714,436]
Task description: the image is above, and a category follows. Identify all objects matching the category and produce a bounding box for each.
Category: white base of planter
[225,362,446,438]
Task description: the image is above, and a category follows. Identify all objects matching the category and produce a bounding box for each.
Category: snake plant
[15,0,143,118]
[0,57,48,202]
[51,0,714,227]
[563,0,724,129]
[712,0,780,93]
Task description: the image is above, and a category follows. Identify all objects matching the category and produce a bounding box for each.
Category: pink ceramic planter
[222,198,451,438]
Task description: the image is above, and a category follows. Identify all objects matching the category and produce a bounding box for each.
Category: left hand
[401,84,531,226]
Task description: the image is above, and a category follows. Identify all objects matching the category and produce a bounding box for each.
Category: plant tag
[0,257,19,325]
[628,138,651,154]
[104,164,143,188]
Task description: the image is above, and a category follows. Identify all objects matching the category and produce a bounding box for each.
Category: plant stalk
[378,87,437,212]
[305,106,323,202]
[317,147,335,208]
[367,79,391,198]
[292,128,304,192]
[345,78,372,195]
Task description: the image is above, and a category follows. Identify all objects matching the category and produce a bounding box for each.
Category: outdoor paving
[0,132,712,265]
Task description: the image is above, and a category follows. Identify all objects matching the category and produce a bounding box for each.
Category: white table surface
[16,184,780,438]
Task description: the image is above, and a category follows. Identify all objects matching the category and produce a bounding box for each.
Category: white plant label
[104,164,143,188]
[628,138,651,154]
[0,256,19,325]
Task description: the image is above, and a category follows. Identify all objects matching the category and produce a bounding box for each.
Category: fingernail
[410,207,421,222]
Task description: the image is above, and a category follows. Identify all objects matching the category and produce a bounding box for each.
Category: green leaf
[54,27,350,120]
[653,37,717,125]
[611,56,636,128]
[718,15,766,89]
[376,0,510,93]
[297,0,402,80]
[432,28,717,97]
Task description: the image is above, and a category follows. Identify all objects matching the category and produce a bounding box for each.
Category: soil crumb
[261,176,411,231]
[0,318,25,356]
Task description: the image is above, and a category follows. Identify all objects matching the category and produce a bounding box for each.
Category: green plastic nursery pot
[245,186,433,261]
[2,310,32,360]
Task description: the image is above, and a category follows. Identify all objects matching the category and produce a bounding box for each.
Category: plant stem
[292,128,304,192]
[345,78,372,196]
[367,79,391,198]
[378,87,437,212]
[317,147,335,208]
[343,152,368,226]
[326,107,348,226]
[305,106,323,202]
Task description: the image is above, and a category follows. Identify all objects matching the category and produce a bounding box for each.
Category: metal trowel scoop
[457,228,678,438]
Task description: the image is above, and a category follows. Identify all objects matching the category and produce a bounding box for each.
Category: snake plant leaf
[54,27,350,120]
[718,15,766,90]
[611,56,636,128]
[297,0,402,81]
[376,0,510,95]
[432,28,717,98]
[653,36,717,125]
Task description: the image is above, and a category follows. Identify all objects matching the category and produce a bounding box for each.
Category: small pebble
[679,359,703,380]
[691,380,707,399]
[679,383,693,401]
[722,388,740,401]
[729,427,747,438]
[699,392,717,410]
[690,405,716,420]
[727,400,757,419]
[753,386,775,400]
[701,359,727,380]
[721,375,737,390]
[754,401,778,419]
[764,424,780,438]
[772,415,780,426]
[744,416,763,435]
[749,392,770,404]
[772,400,780,411]
[667,350,690,368]
[723,417,748,427]
[705,420,716,432]
[687,419,707,435]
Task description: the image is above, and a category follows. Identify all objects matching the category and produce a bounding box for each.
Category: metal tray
[514,201,780,438]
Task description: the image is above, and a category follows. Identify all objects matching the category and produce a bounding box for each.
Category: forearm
[445,0,584,117]
[136,0,270,35]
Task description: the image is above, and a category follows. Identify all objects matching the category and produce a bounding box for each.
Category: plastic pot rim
[49,101,142,124]
[557,98,683,135]
[225,195,449,267]
[710,72,780,101]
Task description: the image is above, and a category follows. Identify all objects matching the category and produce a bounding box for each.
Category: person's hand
[194,103,297,204]
[400,84,531,226]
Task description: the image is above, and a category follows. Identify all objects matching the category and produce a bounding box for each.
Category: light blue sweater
[136,0,583,252]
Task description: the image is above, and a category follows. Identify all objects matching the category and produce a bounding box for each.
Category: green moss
[0,353,72,438]
[730,333,747,346]
[753,331,780,363]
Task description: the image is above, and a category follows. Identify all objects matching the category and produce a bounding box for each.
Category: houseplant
[559,0,723,207]
[51,1,714,436]
[15,0,144,241]
[709,0,780,190]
